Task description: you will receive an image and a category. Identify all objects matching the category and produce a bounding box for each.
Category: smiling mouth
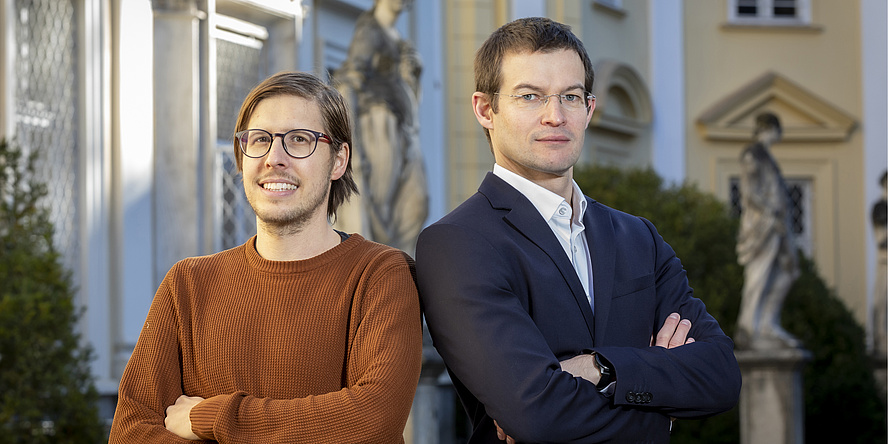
[262,182,297,191]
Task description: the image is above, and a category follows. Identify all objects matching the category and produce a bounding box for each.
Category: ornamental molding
[589,59,652,137]
[697,71,857,142]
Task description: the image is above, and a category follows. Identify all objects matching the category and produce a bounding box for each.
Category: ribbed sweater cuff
[190,394,227,440]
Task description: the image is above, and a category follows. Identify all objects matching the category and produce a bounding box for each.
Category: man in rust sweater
[109,71,422,443]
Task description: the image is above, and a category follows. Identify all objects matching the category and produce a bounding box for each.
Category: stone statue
[334,0,428,254]
[735,113,801,350]
[872,171,887,357]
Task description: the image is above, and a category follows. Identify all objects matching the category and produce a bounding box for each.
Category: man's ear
[331,143,349,181]
[584,96,596,129]
[472,92,495,131]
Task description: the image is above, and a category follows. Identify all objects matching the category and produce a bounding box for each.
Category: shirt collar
[493,164,586,224]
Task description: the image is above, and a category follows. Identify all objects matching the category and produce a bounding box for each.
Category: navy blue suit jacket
[415,173,741,443]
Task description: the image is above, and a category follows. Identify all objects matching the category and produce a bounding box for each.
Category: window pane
[216,37,265,141]
[729,179,743,219]
[773,0,797,18]
[730,177,813,256]
[14,0,80,269]
[786,180,805,236]
[215,31,266,250]
[737,0,759,16]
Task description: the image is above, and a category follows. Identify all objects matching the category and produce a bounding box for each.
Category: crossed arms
[109,255,422,443]
[416,216,741,443]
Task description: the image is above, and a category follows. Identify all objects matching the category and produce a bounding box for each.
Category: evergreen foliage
[574,165,886,444]
[782,256,887,443]
[0,140,105,443]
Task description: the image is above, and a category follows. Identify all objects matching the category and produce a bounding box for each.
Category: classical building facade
[0,0,884,436]
[685,0,885,332]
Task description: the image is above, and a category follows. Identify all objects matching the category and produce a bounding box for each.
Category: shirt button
[558,207,567,216]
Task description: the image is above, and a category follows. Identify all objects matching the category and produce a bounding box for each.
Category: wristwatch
[593,352,614,390]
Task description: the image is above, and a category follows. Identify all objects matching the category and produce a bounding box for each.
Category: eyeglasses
[235,128,333,159]
[494,92,595,112]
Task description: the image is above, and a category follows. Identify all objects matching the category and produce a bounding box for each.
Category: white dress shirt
[493,164,595,311]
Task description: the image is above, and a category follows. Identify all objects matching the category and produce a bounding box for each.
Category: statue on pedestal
[872,171,887,357]
[736,113,801,350]
[334,0,428,254]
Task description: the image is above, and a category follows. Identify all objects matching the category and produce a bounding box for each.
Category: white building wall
[412,0,447,226]
[112,0,156,385]
[80,0,115,395]
[649,0,685,184]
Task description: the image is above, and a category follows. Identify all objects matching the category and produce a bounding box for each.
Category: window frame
[727,0,811,26]
[730,176,814,257]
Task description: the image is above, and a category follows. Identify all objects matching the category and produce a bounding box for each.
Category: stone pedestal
[736,348,811,444]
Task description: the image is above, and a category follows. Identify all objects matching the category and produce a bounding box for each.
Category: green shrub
[574,165,886,444]
[0,140,105,443]
[783,256,886,443]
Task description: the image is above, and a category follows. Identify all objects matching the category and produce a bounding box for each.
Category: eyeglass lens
[528,94,588,110]
[239,129,319,158]
[499,93,590,111]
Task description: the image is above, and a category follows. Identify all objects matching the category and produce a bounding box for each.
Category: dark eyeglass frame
[235,128,333,159]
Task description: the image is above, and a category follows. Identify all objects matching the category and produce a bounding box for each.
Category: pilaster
[152,0,203,286]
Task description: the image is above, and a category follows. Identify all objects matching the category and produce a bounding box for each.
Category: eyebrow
[510,83,586,94]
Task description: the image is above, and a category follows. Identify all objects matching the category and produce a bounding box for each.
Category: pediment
[697,72,857,142]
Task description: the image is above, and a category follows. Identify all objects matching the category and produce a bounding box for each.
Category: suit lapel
[584,200,615,344]
[479,173,596,340]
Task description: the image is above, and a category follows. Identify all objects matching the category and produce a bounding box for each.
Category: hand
[559,353,600,385]
[165,394,204,440]
[652,312,695,349]
[494,420,516,444]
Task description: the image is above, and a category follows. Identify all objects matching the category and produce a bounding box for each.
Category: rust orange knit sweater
[109,234,422,443]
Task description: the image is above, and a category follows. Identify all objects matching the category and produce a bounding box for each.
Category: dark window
[773,0,797,17]
[730,177,807,236]
[737,0,759,16]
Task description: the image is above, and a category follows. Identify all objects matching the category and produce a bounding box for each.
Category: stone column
[735,348,811,444]
[151,0,203,286]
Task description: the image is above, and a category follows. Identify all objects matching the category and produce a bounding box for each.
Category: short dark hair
[234,71,358,221]
[474,17,595,144]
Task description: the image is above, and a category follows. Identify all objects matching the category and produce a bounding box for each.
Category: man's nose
[265,136,290,165]
[541,95,567,125]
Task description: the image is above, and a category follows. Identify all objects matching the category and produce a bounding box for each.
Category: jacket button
[626,392,636,403]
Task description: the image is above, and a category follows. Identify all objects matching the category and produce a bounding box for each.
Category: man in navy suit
[415,17,741,443]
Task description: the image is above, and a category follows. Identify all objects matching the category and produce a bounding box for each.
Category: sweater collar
[243,233,366,274]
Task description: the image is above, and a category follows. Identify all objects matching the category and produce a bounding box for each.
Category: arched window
[589,60,652,137]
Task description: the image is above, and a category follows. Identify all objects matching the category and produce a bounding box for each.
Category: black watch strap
[593,353,613,390]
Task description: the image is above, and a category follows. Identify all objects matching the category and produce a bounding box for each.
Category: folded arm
[108,272,202,444]
[594,218,740,419]
[494,315,695,442]
[418,224,660,443]
[560,312,695,386]
[416,220,740,443]
[111,258,422,443]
